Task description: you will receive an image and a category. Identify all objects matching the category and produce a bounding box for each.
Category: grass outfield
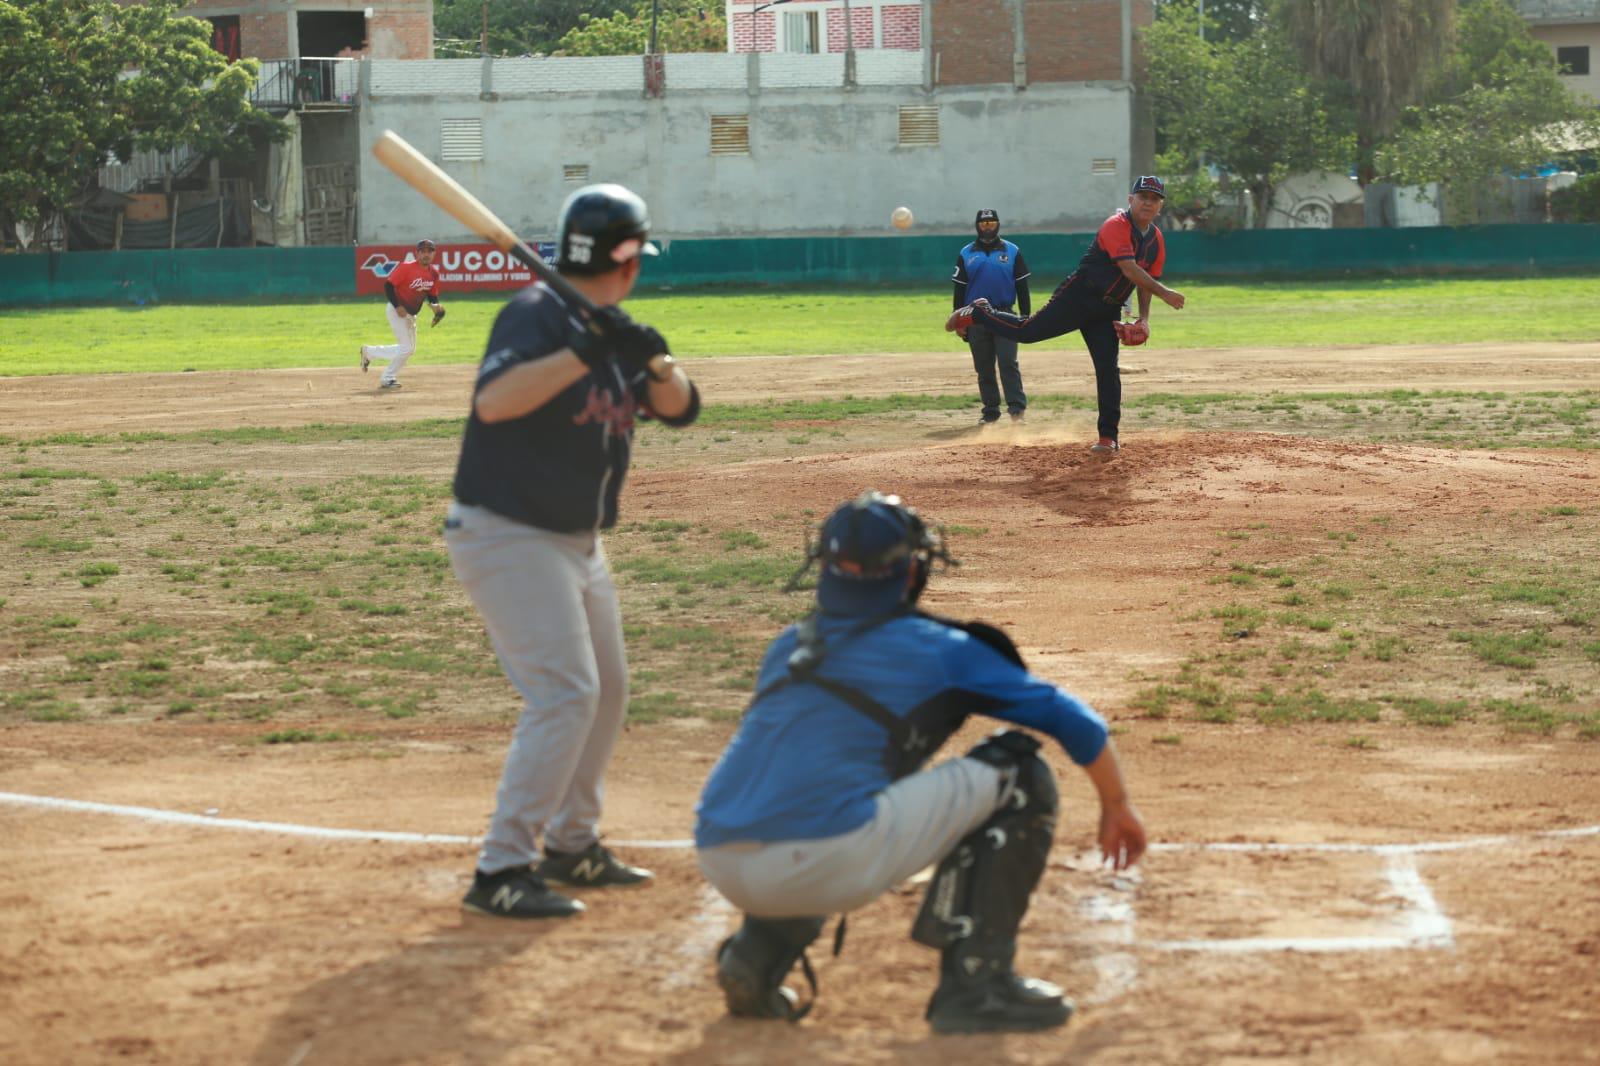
[5,275,1600,376]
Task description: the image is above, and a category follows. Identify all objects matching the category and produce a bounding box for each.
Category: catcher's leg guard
[911,730,1072,1034]
[715,915,826,1021]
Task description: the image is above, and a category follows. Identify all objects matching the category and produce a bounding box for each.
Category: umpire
[695,491,1147,1033]
[952,209,1031,425]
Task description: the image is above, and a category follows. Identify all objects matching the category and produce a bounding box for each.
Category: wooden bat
[371,128,600,318]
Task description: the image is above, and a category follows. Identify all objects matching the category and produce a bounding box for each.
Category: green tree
[0,0,283,241]
[555,1,725,56]
[1378,0,1600,222]
[433,1,604,57]
[1277,0,1457,185]
[1145,2,1355,227]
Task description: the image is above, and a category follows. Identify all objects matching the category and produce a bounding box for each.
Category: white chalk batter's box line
[5,791,1597,963]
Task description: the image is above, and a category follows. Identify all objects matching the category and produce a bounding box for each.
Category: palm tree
[1277,0,1457,184]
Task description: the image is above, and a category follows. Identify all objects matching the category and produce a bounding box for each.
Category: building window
[711,114,751,156]
[563,164,590,184]
[898,105,939,147]
[1091,158,1118,175]
[441,119,484,163]
[1557,46,1589,76]
[207,16,241,62]
[783,11,820,54]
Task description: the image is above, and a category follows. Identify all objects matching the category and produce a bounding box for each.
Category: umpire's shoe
[926,971,1075,1035]
[537,842,653,887]
[462,865,584,919]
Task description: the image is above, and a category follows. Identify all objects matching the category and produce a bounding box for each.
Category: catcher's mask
[790,491,955,616]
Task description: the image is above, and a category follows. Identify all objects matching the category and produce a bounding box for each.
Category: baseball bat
[371,128,600,318]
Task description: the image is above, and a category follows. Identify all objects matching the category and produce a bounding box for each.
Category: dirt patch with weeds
[2,348,1598,1065]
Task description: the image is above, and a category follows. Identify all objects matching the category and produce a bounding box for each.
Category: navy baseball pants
[975,280,1124,443]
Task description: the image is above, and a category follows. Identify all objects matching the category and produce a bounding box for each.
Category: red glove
[1114,319,1150,346]
[945,306,973,340]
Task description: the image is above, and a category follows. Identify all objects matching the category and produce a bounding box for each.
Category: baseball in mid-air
[891,205,914,230]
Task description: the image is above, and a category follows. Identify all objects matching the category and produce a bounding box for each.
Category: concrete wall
[357,63,1136,243]
[1527,22,1600,103]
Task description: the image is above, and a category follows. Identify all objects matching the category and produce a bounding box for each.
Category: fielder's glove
[1114,320,1150,346]
[430,306,446,328]
[946,302,984,341]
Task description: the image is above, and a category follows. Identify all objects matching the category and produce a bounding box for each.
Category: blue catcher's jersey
[694,612,1108,848]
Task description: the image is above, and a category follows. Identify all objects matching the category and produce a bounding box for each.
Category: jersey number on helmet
[567,234,594,265]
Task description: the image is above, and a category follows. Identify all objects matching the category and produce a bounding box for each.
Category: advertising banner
[354,242,556,295]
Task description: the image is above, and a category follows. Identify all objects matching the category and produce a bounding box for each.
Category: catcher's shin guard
[912,731,1071,1033]
[715,915,826,1021]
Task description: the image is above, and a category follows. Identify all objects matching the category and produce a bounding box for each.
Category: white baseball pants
[366,304,417,384]
[697,757,1007,917]
[444,502,630,875]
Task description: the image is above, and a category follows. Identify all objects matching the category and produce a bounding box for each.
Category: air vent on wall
[898,105,939,147]
[1091,158,1118,175]
[440,118,484,162]
[563,164,590,183]
[710,114,750,156]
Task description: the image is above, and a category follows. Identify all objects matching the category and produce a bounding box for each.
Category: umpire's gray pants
[697,758,1006,917]
[444,502,629,875]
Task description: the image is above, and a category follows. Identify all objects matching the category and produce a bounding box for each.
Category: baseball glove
[945,306,973,340]
[1114,319,1149,346]
[430,306,447,328]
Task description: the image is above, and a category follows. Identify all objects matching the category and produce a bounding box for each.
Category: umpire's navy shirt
[952,239,1030,309]
[452,282,700,532]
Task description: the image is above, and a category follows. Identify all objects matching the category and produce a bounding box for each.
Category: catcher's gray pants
[967,322,1026,419]
[697,758,1006,917]
[366,303,417,384]
[444,502,628,875]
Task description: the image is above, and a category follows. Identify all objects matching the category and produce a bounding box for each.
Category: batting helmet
[806,491,953,615]
[556,183,659,276]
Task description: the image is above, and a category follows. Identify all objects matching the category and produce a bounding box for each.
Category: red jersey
[385,258,442,315]
[1070,210,1165,305]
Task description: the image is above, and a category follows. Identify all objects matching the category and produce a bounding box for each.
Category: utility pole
[843,0,855,86]
[480,0,488,55]
[650,0,660,54]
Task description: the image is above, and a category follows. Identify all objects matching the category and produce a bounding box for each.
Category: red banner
[355,242,555,295]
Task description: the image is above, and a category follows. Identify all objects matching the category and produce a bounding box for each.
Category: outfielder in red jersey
[949,177,1186,455]
[360,238,446,390]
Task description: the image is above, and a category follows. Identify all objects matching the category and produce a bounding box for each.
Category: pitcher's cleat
[1089,437,1120,456]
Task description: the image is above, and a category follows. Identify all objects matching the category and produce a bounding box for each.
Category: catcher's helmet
[556,183,659,276]
[806,491,953,615]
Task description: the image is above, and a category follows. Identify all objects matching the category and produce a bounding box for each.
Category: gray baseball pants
[697,757,1006,917]
[444,501,629,875]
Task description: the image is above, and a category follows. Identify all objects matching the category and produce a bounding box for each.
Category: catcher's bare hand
[431,306,447,328]
[1099,799,1147,870]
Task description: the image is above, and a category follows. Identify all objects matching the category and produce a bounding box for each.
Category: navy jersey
[694,613,1108,848]
[1069,209,1166,305]
[452,283,700,532]
[952,240,1031,311]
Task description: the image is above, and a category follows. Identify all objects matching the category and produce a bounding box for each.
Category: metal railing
[250,57,360,109]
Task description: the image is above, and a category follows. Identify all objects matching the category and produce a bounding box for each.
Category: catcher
[947,176,1185,455]
[694,491,1146,1033]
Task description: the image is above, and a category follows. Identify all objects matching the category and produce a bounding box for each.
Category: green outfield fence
[5,223,1600,305]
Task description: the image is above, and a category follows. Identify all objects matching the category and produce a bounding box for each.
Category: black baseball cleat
[926,972,1075,1035]
[716,936,801,1019]
[461,865,584,919]
[537,842,653,887]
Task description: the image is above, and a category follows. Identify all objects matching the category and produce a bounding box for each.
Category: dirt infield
[2,346,1599,1065]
